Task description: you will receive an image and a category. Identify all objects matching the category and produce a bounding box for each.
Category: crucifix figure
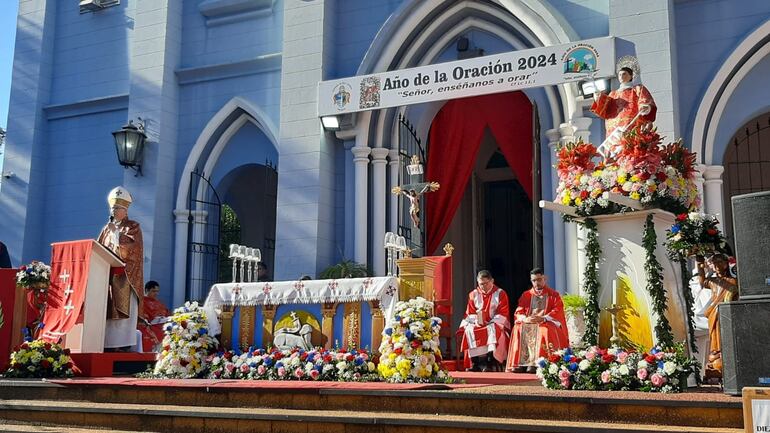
[391,154,439,230]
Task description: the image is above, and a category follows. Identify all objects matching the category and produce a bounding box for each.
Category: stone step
[0,422,154,433]
[0,399,745,433]
[0,381,743,430]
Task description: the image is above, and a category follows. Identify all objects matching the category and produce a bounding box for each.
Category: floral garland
[643,214,674,348]
[207,347,377,381]
[555,129,699,218]
[377,297,450,383]
[153,302,218,378]
[537,344,697,393]
[3,340,76,378]
[581,218,601,346]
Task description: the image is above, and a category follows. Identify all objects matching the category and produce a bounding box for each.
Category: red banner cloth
[0,268,21,368]
[426,256,452,315]
[426,92,533,255]
[41,241,93,343]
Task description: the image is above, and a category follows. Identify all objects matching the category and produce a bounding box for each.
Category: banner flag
[41,240,93,343]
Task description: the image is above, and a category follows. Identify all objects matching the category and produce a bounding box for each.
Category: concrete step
[0,399,745,433]
[0,422,154,433]
[0,380,744,430]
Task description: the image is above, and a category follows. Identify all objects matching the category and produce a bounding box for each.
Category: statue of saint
[97,186,144,351]
[696,253,738,382]
[591,56,657,157]
[273,311,313,351]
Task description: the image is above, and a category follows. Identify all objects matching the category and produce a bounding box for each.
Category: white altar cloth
[203,277,400,336]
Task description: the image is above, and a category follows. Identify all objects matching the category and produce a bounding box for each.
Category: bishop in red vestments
[457,270,510,372]
[506,268,569,373]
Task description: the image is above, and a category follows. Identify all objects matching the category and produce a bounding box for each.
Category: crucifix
[391,155,439,231]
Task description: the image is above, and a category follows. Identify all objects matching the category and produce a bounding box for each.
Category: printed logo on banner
[561,44,599,76]
[332,83,351,110]
[359,76,381,109]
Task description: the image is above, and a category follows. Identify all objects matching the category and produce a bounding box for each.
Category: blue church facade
[2,0,769,315]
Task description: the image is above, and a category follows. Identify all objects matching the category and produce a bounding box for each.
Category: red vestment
[457,286,510,368]
[139,295,171,352]
[591,84,657,148]
[506,286,569,370]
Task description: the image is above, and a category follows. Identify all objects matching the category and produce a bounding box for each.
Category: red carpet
[449,371,540,385]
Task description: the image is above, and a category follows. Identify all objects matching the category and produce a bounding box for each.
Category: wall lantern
[112,119,147,176]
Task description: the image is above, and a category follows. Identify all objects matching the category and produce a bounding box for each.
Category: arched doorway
[722,112,770,244]
[426,91,537,324]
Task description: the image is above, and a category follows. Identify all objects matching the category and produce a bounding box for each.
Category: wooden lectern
[58,240,124,353]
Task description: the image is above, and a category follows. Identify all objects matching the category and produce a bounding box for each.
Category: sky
[1,1,19,130]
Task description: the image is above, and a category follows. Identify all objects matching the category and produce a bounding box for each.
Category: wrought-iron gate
[187,170,222,302]
[397,113,426,255]
[723,114,770,242]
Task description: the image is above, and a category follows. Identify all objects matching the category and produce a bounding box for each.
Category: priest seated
[457,270,510,372]
[506,268,569,373]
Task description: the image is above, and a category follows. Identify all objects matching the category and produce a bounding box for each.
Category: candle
[612,280,618,306]
[229,244,236,257]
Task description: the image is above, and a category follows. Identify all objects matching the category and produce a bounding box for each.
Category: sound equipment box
[731,191,770,299]
[718,299,770,395]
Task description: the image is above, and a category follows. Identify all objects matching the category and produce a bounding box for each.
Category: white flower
[637,360,648,369]
[663,361,677,375]
[578,359,590,371]
[618,365,630,376]
[548,364,558,375]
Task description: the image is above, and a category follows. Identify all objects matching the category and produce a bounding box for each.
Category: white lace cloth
[203,277,400,336]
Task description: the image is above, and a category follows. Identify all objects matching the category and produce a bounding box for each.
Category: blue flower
[354,357,364,366]
[394,315,401,322]
[538,359,547,368]
[657,361,664,370]
[568,362,578,372]
[264,358,273,367]
[384,328,393,336]
[275,361,284,369]
[671,225,680,234]
[405,330,413,340]
[198,328,208,335]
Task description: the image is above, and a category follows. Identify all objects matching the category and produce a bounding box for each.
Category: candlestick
[611,279,618,306]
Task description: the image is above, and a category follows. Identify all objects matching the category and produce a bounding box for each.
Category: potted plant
[562,294,587,348]
[319,260,369,279]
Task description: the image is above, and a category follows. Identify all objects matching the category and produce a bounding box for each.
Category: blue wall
[674,0,770,151]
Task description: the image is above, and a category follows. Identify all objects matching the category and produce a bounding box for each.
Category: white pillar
[388,149,400,233]
[546,128,566,293]
[370,147,390,276]
[694,164,706,211]
[559,122,582,293]
[172,209,190,308]
[703,165,726,223]
[344,141,355,260]
[571,117,592,143]
[352,145,371,266]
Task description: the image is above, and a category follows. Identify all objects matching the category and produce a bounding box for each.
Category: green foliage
[643,214,674,348]
[678,260,698,355]
[319,260,370,279]
[562,294,587,316]
[581,218,601,346]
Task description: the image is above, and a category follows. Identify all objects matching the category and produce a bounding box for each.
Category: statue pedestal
[590,210,689,350]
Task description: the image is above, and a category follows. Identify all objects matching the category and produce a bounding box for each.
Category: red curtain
[425,92,533,255]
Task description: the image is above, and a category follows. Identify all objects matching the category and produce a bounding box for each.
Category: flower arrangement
[15,261,51,290]
[153,301,219,378]
[3,340,76,378]
[664,212,729,260]
[207,347,377,381]
[555,129,699,217]
[537,344,698,393]
[377,297,450,383]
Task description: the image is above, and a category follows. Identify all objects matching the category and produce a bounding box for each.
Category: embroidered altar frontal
[203,277,399,352]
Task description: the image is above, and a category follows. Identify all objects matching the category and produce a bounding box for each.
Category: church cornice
[175,53,282,86]
[43,94,129,120]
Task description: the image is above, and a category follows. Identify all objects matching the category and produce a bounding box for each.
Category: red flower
[40,359,51,369]
[180,320,188,329]
[345,354,355,362]
[410,340,421,349]
[300,352,308,361]
[644,355,656,363]
[580,190,589,200]
[20,265,26,271]
[274,352,283,360]
[394,348,403,355]
[223,351,233,360]
[706,228,718,236]
[676,214,687,222]
[179,359,189,367]
[601,354,615,363]
[549,354,561,363]
[639,172,651,181]
[323,355,333,363]
[655,172,667,181]
[44,342,52,350]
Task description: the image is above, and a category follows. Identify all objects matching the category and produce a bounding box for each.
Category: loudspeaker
[719,299,770,395]
[731,191,770,299]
